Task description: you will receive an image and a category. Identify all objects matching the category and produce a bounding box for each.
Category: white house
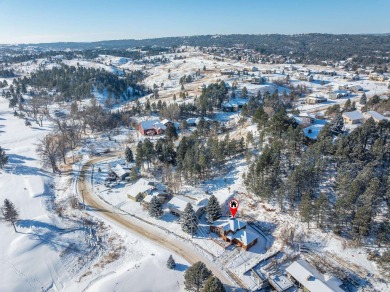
[364,111,387,123]
[167,196,207,217]
[342,111,364,125]
[286,260,344,292]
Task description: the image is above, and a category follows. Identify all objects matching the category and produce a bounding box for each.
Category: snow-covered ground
[0,95,187,291]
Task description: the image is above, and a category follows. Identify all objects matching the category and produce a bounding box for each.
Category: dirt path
[77,155,235,288]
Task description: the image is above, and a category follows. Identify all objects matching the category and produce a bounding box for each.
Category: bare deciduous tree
[36,134,60,173]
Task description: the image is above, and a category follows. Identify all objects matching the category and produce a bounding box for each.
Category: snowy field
[0,95,187,291]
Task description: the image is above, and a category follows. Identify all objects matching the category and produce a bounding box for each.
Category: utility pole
[81,189,85,210]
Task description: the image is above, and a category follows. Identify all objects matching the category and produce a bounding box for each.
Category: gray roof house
[342,111,364,125]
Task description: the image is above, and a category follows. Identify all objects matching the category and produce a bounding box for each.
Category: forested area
[245,98,390,244]
[17,65,148,101]
[9,33,389,65]
[0,68,16,78]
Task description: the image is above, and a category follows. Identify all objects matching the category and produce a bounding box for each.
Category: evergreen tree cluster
[18,65,147,102]
[245,108,390,242]
[0,68,16,78]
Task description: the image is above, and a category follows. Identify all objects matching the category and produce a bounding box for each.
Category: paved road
[77,154,235,289]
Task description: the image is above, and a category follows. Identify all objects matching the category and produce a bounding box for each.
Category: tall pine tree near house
[1,199,19,232]
[125,146,134,164]
[166,254,176,269]
[202,276,226,292]
[165,124,178,142]
[148,196,163,218]
[181,203,198,235]
[205,195,222,223]
[0,146,8,169]
[135,141,144,168]
[343,98,352,111]
[360,93,367,105]
[330,113,344,134]
[184,261,212,292]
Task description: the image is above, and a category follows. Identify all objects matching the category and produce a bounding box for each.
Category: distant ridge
[5,33,390,50]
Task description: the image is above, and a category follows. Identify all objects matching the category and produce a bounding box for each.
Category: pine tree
[0,146,8,169]
[184,261,212,292]
[330,113,344,133]
[135,141,144,168]
[299,193,312,228]
[1,199,19,232]
[130,168,138,181]
[205,195,222,223]
[166,254,176,269]
[135,192,144,202]
[125,146,134,164]
[360,93,367,105]
[202,276,226,292]
[165,124,178,142]
[343,98,352,111]
[181,203,198,234]
[241,86,248,98]
[148,196,163,218]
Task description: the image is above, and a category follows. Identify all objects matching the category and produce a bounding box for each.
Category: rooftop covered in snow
[286,260,344,292]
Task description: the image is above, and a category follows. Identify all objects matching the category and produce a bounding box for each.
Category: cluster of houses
[138,117,217,136]
[125,178,259,251]
[126,177,209,216]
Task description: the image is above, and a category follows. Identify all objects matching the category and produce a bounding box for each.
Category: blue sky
[0,0,389,44]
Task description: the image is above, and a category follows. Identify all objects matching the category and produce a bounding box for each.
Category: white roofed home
[342,110,364,125]
[286,260,344,292]
[363,111,387,123]
[210,218,258,251]
[112,164,128,180]
[167,196,207,217]
[127,178,155,201]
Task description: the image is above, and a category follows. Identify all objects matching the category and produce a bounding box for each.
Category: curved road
[77,155,235,289]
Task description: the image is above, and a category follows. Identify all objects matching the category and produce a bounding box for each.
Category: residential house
[369,72,387,82]
[161,119,174,128]
[112,164,129,180]
[138,120,167,136]
[194,117,212,126]
[349,85,363,92]
[286,260,344,292]
[210,218,258,251]
[364,111,387,123]
[306,95,327,105]
[186,118,197,127]
[127,178,156,201]
[342,111,364,125]
[250,76,265,85]
[326,90,350,100]
[141,189,169,207]
[268,274,294,292]
[167,196,207,217]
